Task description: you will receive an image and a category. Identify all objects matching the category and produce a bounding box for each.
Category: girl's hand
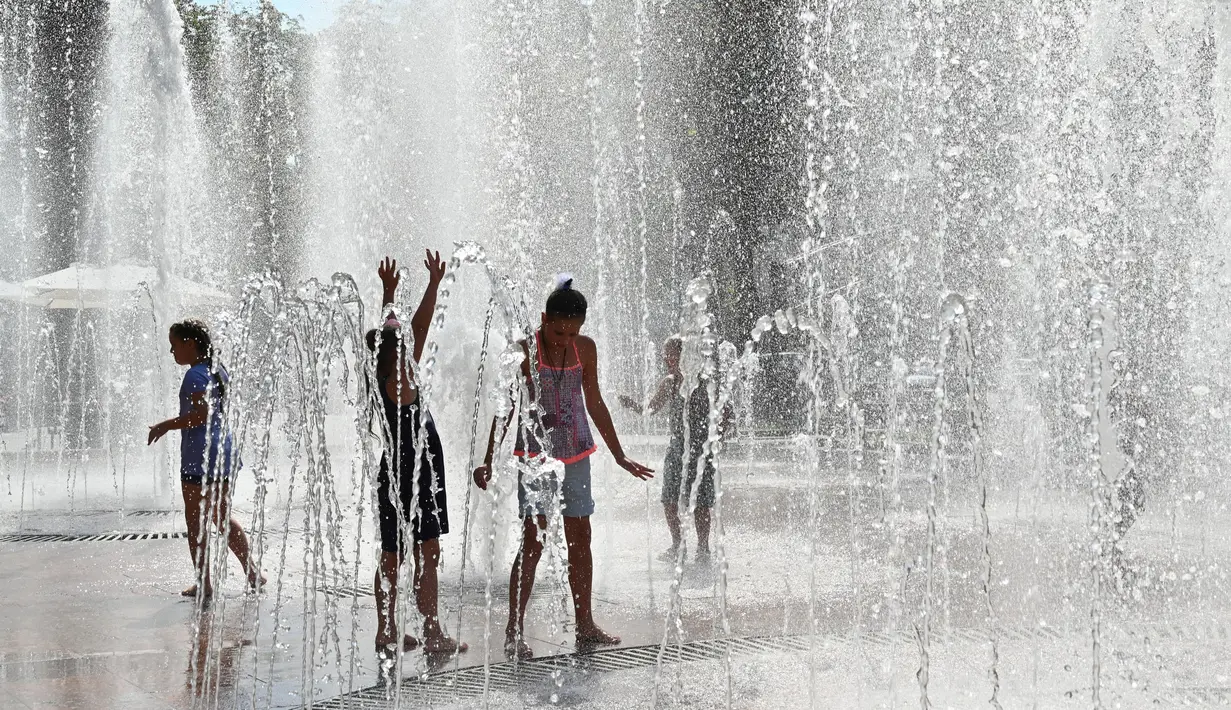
[379,257,400,301]
[617,394,638,410]
[615,455,654,481]
[472,464,492,490]
[424,249,445,284]
[147,421,170,445]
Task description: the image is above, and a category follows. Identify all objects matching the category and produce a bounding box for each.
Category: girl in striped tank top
[473,276,654,659]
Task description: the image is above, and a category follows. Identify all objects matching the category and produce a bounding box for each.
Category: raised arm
[578,337,653,480]
[411,250,445,363]
[375,257,419,404]
[378,256,400,309]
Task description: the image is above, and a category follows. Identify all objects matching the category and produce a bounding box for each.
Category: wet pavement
[2,434,1231,708]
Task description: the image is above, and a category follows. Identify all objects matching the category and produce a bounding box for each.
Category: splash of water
[452,241,577,695]
[946,292,1003,708]
[651,274,721,703]
[916,294,957,710]
[1083,282,1128,710]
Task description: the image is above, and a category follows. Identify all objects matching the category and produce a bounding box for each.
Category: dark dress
[661,374,716,508]
[376,374,449,552]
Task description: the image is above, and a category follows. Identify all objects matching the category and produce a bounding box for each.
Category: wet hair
[169,319,227,400]
[663,335,683,357]
[365,326,403,379]
[545,275,587,320]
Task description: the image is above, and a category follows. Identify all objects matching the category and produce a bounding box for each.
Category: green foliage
[174,0,219,109]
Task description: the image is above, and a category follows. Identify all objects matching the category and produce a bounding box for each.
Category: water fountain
[2,0,1231,708]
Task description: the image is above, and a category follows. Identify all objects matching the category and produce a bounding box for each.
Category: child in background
[367,252,467,657]
[619,335,730,564]
[148,319,263,598]
[473,276,654,659]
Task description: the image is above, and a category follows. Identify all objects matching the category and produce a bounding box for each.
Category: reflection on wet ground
[2,448,1231,708]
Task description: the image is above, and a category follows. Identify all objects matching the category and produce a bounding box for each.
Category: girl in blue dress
[148,319,262,598]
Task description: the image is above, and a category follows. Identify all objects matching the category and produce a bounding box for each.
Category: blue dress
[179,362,237,484]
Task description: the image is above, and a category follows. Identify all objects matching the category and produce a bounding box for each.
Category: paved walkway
[2,442,1229,708]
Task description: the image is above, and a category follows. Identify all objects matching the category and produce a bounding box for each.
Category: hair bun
[545,275,587,319]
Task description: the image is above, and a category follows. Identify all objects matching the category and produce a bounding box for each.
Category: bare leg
[415,538,466,654]
[206,480,264,588]
[506,516,545,657]
[694,506,712,557]
[181,482,210,597]
[374,550,411,651]
[663,502,682,551]
[413,539,439,625]
[566,515,619,646]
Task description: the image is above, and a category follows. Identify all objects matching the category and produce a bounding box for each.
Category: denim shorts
[517,456,594,519]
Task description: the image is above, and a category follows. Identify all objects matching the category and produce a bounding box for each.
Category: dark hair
[365,326,402,379]
[663,335,682,358]
[545,277,587,320]
[169,319,227,400]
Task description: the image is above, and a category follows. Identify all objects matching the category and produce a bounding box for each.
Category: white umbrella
[20,263,229,309]
[0,279,41,306]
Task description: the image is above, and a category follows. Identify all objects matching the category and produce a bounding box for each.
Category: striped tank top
[513,332,597,464]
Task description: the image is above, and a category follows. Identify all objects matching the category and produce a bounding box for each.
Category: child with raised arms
[367,252,467,657]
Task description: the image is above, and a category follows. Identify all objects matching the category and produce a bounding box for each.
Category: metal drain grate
[311,625,1212,709]
[312,638,757,708]
[316,584,373,599]
[312,630,1039,709]
[0,531,188,543]
[124,510,178,517]
[316,583,513,604]
[1165,687,1231,704]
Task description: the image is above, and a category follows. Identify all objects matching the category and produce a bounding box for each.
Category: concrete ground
[2,432,1230,709]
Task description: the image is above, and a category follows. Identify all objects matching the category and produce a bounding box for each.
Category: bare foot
[423,634,469,655]
[576,625,620,647]
[375,634,420,655]
[247,572,267,592]
[504,633,533,660]
[181,584,213,598]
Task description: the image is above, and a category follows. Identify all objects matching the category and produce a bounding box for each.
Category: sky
[196,0,342,33]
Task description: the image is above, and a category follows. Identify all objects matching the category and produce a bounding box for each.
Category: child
[472,276,654,659]
[148,319,263,598]
[619,335,730,564]
[367,252,466,657]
